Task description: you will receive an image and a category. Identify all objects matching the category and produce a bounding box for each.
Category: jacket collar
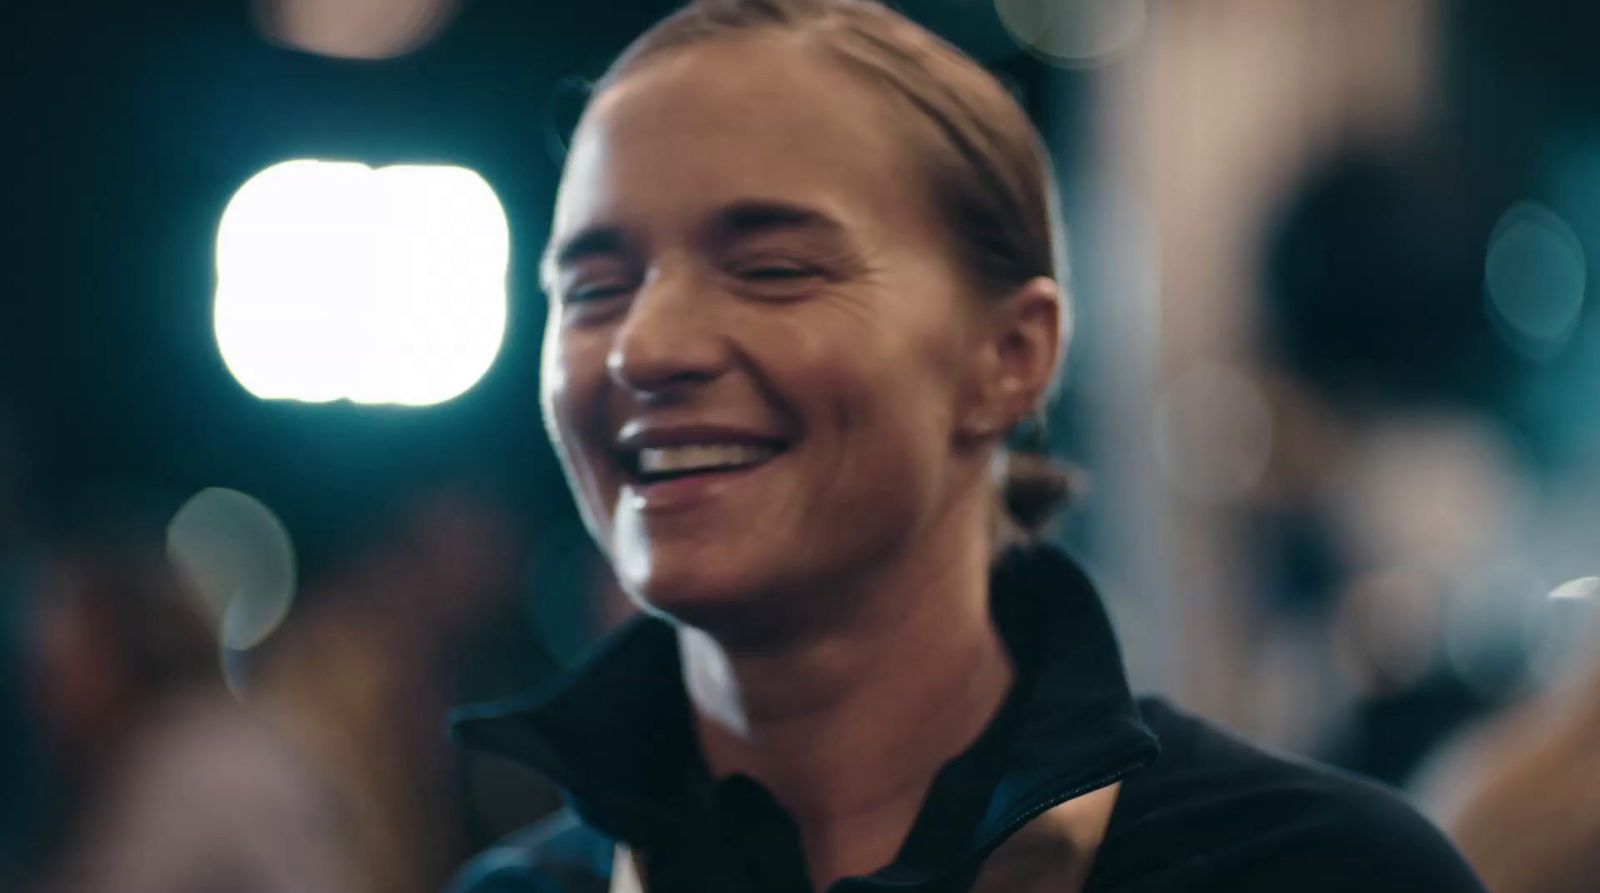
[451,542,1158,888]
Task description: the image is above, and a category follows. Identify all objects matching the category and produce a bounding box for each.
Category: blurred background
[5,1,1600,892]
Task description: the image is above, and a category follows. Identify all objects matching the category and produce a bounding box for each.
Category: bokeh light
[994,0,1148,68]
[1335,567,1443,693]
[1484,201,1588,360]
[1153,362,1274,503]
[214,160,509,406]
[1527,577,1600,687]
[1549,576,1600,600]
[1442,560,1544,697]
[1333,417,1527,576]
[251,0,460,60]
[166,487,297,652]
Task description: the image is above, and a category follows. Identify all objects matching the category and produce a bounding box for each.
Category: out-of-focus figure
[23,528,353,893]
[254,488,534,893]
[1419,622,1600,893]
[17,484,549,893]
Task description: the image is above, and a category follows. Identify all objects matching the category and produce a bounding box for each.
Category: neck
[677,496,1014,888]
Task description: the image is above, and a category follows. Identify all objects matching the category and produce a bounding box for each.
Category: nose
[606,269,729,397]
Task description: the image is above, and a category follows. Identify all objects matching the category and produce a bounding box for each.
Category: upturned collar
[451,542,1158,890]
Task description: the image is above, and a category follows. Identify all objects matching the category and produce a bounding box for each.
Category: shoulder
[1090,697,1486,893]
[448,810,614,893]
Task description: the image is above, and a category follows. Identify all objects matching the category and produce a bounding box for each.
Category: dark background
[8,1,1600,890]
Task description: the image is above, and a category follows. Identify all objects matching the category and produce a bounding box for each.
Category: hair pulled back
[592,0,1078,537]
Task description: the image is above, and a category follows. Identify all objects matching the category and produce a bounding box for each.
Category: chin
[628,565,752,616]
[621,557,795,640]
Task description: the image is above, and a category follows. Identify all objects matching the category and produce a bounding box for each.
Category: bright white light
[166,488,298,651]
[215,159,509,406]
[1549,576,1600,600]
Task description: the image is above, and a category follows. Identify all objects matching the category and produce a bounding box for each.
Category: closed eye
[740,264,814,278]
[727,263,831,302]
[733,262,827,286]
[567,284,630,303]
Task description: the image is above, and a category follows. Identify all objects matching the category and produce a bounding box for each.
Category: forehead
[553,34,941,246]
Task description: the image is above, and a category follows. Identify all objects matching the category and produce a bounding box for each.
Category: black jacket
[448,544,1487,893]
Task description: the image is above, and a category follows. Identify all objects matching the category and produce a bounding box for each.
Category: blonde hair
[595,0,1077,536]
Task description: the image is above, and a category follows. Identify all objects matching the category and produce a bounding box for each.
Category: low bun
[995,449,1083,543]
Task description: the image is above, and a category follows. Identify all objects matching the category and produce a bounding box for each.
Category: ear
[957,277,1064,442]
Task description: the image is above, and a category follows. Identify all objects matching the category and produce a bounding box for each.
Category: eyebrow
[542,227,628,293]
[711,199,849,242]
[541,199,852,292]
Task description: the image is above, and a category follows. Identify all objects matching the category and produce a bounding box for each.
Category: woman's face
[541,35,998,626]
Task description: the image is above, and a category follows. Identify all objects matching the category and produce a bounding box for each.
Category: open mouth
[624,441,788,485]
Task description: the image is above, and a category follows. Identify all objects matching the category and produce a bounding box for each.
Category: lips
[612,422,792,513]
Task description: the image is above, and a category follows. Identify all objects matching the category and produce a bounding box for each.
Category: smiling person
[447,2,1487,892]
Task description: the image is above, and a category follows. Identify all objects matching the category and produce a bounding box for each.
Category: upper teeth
[637,443,778,475]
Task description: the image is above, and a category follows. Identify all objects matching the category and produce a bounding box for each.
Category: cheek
[538,321,573,443]
[769,303,963,498]
[780,299,963,439]
[540,325,615,518]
